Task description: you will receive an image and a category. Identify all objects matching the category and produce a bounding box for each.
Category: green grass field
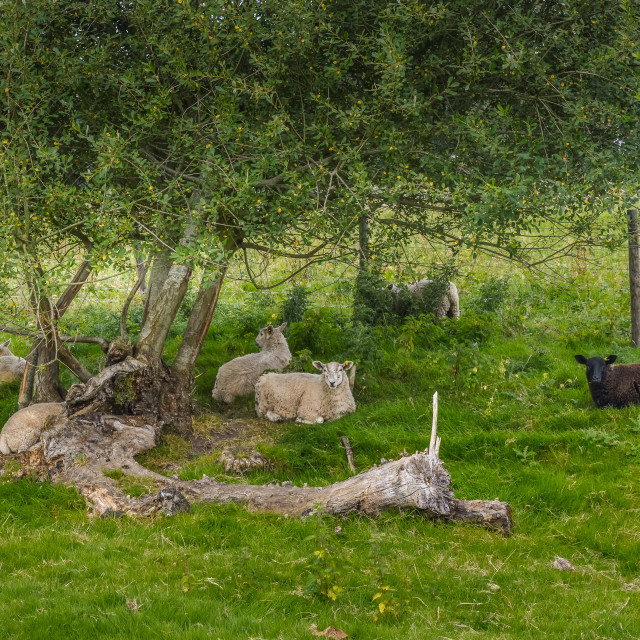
[1,250,639,639]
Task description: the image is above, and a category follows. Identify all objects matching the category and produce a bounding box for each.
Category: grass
[1,248,640,638]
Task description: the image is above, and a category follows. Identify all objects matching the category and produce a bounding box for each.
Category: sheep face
[575,354,617,384]
[255,323,287,349]
[312,360,354,389]
[0,339,13,357]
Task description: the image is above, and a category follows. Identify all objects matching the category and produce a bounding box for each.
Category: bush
[288,308,346,358]
[353,263,459,326]
[352,271,394,326]
[471,276,510,313]
[229,293,278,338]
[280,285,311,325]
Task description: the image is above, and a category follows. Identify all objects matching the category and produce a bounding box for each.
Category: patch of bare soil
[190,410,288,452]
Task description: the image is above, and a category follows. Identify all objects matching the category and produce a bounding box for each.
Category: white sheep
[255,360,356,424]
[212,323,291,403]
[0,402,65,455]
[388,278,460,319]
[0,339,27,384]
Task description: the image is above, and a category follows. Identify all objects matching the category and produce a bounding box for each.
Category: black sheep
[574,354,640,408]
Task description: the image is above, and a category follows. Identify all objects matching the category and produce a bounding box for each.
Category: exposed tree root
[3,399,513,533]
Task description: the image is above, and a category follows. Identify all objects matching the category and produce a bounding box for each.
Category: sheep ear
[574,355,587,365]
[604,355,617,364]
[312,361,324,371]
[343,360,354,371]
[266,325,273,334]
[1,339,10,348]
[277,322,287,332]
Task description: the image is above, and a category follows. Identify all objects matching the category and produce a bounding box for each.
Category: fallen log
[6,392,512,534]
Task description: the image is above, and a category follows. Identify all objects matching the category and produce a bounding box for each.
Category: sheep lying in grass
[212,323,291,403]
[574,354,640,408]
[387,278,460,319]
[0,402,65,455]
[0,339,27,384]
[255,360,356,424]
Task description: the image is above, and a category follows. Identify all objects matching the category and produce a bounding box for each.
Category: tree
[1,0,639,429]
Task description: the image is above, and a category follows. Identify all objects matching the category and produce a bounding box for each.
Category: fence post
[628,208,640,346]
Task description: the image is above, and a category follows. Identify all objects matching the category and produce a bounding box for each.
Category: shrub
[352,271,394,326]
[288,308,346,357]
[472,275,510,313]
[280,285,311,325]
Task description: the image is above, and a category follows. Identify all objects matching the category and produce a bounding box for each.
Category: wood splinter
[340,436,356,474]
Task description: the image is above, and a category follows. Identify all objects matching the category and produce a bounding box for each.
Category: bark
[32,342,66,404]
[18,343,38,409]
[358,214,370,272]
[121,261,150,340]
[136,264,192,360]
[20,256,93,405]
[18,408,511,534]
[57,344,93,383]
[54,260,92,318]
[142,248,172,326]
[171,268,226,374]
[134,243,148,296]
[629,208,640,347]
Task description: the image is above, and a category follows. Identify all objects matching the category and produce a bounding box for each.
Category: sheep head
[312,360,354,389]
[0,339,13,357]
[255,323,287,349]
[575,354,617,384]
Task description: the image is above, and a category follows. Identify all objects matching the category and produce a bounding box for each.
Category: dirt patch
[191,412,287,451]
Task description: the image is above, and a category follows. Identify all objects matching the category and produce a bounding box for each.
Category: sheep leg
[265,411,282,422]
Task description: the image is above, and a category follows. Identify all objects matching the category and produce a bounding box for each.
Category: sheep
[387,278,460,319]
[212,323,291,403]
[0,402,65,455]
[574,354,640,408]
[0,339,27,384]
[255,360,356,424]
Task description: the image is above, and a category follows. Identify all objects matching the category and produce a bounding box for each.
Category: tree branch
[121,261,150,340]
[57,344,93,383]
[55,259,92,319]
[240,240,329,260]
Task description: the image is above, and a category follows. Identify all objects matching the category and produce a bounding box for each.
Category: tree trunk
[54,259,92,318]
[31,341,66,404]
[171,268,226,374]
[19,341,39,409]
[358,214,370,272]
[142,248,172,327]
[136,225,198,361]
[20,258,93,406]
[629,208,640,347]
[16,406,511,534]
[134,243,148,296]
[135,263,192,360]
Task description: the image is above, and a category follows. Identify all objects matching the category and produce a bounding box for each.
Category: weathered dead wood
[18,391,512,533]
[65,357,148,415]
[340,436,356,473]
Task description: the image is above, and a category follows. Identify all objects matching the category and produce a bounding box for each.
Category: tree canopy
[1,0,639,393]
